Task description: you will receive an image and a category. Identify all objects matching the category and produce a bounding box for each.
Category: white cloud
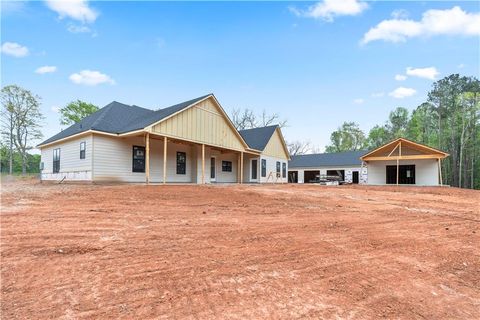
[395,74,407,81]
[35,66,57,74]
[389,87,416,99]
[371,92,385,98]
[51,106,60,113]
[362,6,480,44]
[406,66,439,80]
[290,0,368,21]
[353,98,364,104]
[69,70,115,86]
[1,42,29,57]
[45,0,98,23]
[458,63,465,69]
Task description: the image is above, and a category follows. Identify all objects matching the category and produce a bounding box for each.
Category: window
[176,152,186,174]
[132,146,145,172]
[276,161,281,177]
[53,148,60,173]
[80,141,86,159]
[282,162,286,178]
[261,159,266,177]
[222,160,232,172]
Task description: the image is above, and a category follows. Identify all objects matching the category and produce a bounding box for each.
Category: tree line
[1,84,98,175]
[324,74,479,189]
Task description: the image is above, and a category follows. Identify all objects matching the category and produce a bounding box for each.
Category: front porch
[104,132,261,184]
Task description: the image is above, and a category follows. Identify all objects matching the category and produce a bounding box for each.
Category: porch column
[201,144,205,184]
[163,137,167,184]
[396,159,399,185]
[240,152,244,184]
[145,133,150,184]
[438,158,443,186]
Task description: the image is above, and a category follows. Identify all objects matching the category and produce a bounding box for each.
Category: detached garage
[360,138,449,186]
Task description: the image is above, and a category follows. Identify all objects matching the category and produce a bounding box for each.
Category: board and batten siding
[151,98,246,152]
[262,129,289,160]
[93,134,195,183]
[40,134,93,180]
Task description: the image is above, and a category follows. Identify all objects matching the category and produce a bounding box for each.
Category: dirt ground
[1,179,479,319]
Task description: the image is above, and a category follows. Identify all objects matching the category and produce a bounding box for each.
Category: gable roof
[38,94,212,147]
[238,125,278,151]
[360,137,449,160]
[289,150,368,168]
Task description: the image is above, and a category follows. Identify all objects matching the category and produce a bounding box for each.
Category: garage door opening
[304,170,320,183]
[326,170,345,182]
[288,171,298,183]
[386,165,415,184]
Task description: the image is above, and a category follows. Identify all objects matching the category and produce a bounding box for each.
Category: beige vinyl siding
[93,134,195,183]
[262,129,289,160]
[40,134,92,180]
[151,97,246,151]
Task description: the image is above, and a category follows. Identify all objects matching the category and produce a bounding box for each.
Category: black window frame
[80,141,86,159]
[132,145,146,173]
[176,151,186,175]
[261,159,266,177]
[282,162,286,178]
[53,148,60,173]
[276,161,281,176]
[222,160,232,172]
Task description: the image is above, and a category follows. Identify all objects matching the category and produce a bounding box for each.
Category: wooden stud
[163,137,167,184]
[201,144,205,184]
[362,154,442,161]
[396,158,399,185]
[145,133,150,184]
[387,142,399,157]
[240,152,244,184]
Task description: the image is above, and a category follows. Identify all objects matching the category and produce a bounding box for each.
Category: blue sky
[2,0,479,151]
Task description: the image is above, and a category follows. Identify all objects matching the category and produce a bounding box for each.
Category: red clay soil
[1,179,479,319]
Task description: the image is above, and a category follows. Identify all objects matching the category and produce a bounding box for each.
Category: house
[360,137,449,186]
[38,94,290,184]
[289,138,449,186]
[288,150,367,184]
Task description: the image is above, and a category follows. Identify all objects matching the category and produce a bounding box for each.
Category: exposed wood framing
[363,154,443,161]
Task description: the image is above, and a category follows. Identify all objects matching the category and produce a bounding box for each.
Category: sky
[1,0,479,152]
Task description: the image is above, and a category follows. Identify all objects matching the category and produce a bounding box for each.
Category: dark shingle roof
[238,125,278,151]
[289,150,368,168]
[39,94,212,146]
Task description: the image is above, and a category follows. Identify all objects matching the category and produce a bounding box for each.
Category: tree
[387,107,409,138]
[0,87,16,174]
[287,140,312,156]
[231,108,287,130]
[1,85,43,175]
[60,100,99,125]
[365,125,390,150]
[325,122,366,152]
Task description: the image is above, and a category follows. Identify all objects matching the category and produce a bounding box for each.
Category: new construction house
[288,150,367,184]
[289,138,449,186]
[38,94,290,184]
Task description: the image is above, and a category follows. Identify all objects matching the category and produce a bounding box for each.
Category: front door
[210,157,216,182]
[352,171,359,184]
[251,159,258,181]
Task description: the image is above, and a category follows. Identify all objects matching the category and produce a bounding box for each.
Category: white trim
[38,130,116,148]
